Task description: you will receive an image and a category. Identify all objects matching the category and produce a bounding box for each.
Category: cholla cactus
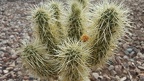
[21,0,130,81]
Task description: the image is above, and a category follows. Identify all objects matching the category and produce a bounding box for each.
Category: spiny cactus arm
[67,2,87,40]
[48,1,66,43]
[56,39,90,81]
[31,5,57,54]
[89,0,130,69]
[21,42,58,80]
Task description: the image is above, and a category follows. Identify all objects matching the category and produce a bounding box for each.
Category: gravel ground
[0,0,144,81]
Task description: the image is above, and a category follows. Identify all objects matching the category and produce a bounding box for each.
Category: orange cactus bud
[81,34,89,42]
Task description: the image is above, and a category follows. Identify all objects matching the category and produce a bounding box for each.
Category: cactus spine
[21,0,130,81]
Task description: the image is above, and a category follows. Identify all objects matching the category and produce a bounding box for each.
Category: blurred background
[0,0,144,81]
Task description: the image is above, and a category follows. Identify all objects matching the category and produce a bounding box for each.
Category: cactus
[21,0,130,81]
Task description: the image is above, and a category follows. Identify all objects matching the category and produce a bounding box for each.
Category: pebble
[103,74,110,80]
[137,66,144,70]
[120,77,127,81]
[126,48,133,53]
[92,73,99,79]
[139,74,144,81]
[110,70,117,76]
[137,52,144,59]
[108,65,114,71]
[9,62,15,67]
[115,65,122,74]
[23,75,29,80]
[3,70,8,74]
[6,67,13,71]
[123,55,129,60]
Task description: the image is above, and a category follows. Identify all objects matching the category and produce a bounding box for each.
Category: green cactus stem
[89,1,129,69]
[49,1,65,42]
[56,39,90,81]
[32,5,57,54]
[67,2,85,40]
[21,42,58,80]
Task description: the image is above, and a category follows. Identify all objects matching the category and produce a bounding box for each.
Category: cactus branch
[32,5,57,54]
[56,39,90,81]
[21,42,57,80]
[67,2,85,40]
[89,1,130,68]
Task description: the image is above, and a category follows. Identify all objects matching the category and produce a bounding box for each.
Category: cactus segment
[89,0,130,68]
[21,42,58,79]
[67,2,85,40]
[32,5,57,54]
[56,39,90,81]
[48,1,65,42]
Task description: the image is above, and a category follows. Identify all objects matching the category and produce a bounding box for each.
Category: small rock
[23,75,29,80]
[128,62,135,69]
[129,70,138,78]
[3,70,8,74]
[6,67,13,71]
[139,74,144,81]
[103,74,110,80]
[115,56,122,64]
[108,65,114,71]
[9,62,15,67]
[115,75,120,80]
[127,48,133,53]
[115,65,122,74]
[123,55,129,60]
[137,52,144,59]
[120,77,127,81]
[138,66,144,70]
[2,57,9,62]
[136,61,142,65]
[13,68,19,72]
[92,73,99,79]
[98,76,103,80]
[17,71,22,75]
[123,43,130,49]
[11,54,18,60]
[110,70,117,76]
